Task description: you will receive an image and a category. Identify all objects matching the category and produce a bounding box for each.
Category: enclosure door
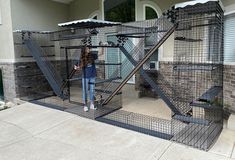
[106,35,135,84]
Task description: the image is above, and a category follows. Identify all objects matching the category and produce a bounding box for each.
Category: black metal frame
[12,1,224,151]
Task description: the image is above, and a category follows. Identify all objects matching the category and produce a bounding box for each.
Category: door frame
[106,33,136,84]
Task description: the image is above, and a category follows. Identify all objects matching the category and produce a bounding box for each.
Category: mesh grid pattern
[12,1,224,151]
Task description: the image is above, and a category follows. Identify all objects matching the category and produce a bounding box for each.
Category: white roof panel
[58,18,121,28]
[175,0,224,10]
[13,30,51,34]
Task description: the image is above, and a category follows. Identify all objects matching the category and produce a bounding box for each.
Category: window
[143,5,159,70]
[92,15,98,20]
[224,13,235,63]
[104,0,135,23]
[145,6,158,20]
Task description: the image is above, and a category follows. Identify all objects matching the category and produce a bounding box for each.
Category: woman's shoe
[90,103,97,110]
[83,106,89,112]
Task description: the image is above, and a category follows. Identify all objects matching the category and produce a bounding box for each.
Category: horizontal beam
[61,45,120,49]
[95,89,122,95]
[190,101,222,110]
[90,77,122,84]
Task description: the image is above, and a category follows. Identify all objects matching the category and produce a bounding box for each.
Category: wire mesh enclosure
[13,26,125,118]
[13,31,61,101]
[12,0,224,151]
[170,1,224,150]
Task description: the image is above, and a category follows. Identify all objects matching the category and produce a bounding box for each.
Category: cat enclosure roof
[175,0,224,10]
[58,19,121,28]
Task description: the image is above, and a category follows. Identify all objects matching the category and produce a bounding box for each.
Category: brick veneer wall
[9,59,105,101]
[224,65,235,111]
[135,61,226,112]
[14,61,53,99]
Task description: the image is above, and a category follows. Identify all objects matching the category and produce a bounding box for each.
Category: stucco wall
[0,0,15,61]
[69,0,100,20]
[0,0,17,100]
[222,0,235,14]
[10,0,69,31]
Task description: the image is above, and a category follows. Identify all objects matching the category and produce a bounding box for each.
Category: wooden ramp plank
[199,86,222,103]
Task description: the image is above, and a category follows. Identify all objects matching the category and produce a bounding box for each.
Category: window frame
[103,0,136,23]
[143,4,158,20]
[89,10,101,20]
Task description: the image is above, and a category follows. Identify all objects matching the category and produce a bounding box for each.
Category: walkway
[0,103,234,160]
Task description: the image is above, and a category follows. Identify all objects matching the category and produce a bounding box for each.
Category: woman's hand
[74,65,80,71]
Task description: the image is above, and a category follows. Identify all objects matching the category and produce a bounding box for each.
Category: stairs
[101,18,178,106]
[119,46,182,115]
[96,17,191,116]
[24,39,67,100]
[89,16,193,117]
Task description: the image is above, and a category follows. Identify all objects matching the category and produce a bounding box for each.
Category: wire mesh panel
[97,1,224,150]
[97,110,173,140]
[12,1,224,150]
[13,24,125,118]
[100,16,176,105]
[171,1,224,150]
[51,26,124,118]
[13,31,60,100]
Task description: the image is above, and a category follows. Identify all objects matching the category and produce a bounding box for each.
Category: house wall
[67,0,182,66]
[222,0,235,111]
[0,0,17,101]
[3,0,235,111]
[1,0,69,101]
[10,1,70,64]
[137,0,235,112]
[10,0,70,31]
[224,65,235,110]
[69,0,100,20]
[223,0,235,14]
[0,0,15,61]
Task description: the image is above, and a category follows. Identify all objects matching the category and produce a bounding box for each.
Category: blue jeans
[82,77,95,104]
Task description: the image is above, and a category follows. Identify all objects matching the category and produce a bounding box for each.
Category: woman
[75,45,104,112]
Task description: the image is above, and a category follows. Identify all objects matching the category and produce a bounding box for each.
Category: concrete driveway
[0,103,234,160]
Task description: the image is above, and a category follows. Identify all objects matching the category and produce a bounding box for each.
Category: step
[173,115,210,125]
[102,23,177,106]
[198,86,222,103]
[190,101,222,110]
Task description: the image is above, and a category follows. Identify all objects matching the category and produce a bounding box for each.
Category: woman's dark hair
[79,47,94,68]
